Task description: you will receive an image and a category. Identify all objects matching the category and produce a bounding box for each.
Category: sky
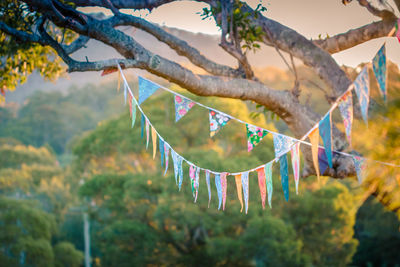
[111,0,400,67]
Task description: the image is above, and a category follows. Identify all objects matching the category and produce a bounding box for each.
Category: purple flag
[372,44,387,102]
[319,112,333,169]
[354,66,370,125]
[138,76,160,105]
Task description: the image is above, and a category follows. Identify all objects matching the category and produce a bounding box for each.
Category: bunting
[206,171,212,208]
[189,165,199,202]
[246,124,268,152]
[221,172,228,210]
[241,172,249,214]
[174,95,195,122]
[318,148,330,176]
[171,150,179,185]
[164,144,170,176]
[234,174,244,212]
[145,119,150,149]
[131,96,137,128]
[273,134,295,158]
[215,174,222,210]
[279,154,290,202]
[138,76,160,105]
[257,167,267,209]
[178,156,184,191]
[354,66,370,125]
[352,155,367,184]
[159,139,165,167]
[308,127,320,181]
[265,161,273,208]
[372,44,387,102]
[209,110,231,137]
[151,127,157,159]
[338,91,353,146]
[141,113,145,139]
[291,142,300,195]
[319,112,333,168]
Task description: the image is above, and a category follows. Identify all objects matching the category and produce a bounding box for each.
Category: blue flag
[215,174,222,210]
[354,67,370,125]
[319,112,333,168]
[279,154,289,202]
[140,113,145,139]
[159,138,165,167]
[273,134,295,158]
[138,76,160,105]
[352,155,367,184]
[372,44,387,102]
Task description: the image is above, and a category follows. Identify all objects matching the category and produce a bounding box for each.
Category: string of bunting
[116,42,399,213]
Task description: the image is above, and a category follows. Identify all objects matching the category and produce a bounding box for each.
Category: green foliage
[53,242,84,267]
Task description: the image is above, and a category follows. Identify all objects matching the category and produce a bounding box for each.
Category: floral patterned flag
[189,165,198,201]
[174,95,195,122]
[138,76,160,105]
[354,66,370,125]
[273,134,295,159]
[265,161,273,208]
[241,172,250,214]
[257,167,267,209]
[221,172,228,210]
[195,167,200,203]
[234,174,244,212]
[171,150,179,185]
[352,156,367,184]
[164,143,170,176]
[209,110,231,137]
[215,174,222,210]
[279,154,290,202]
[338,91,353,147]
[319,112,333,169]
[159,138,165,167]
[246,124,268,152]
[206,171,212,208]
[151,127,157,159]
[308,127,320,181]
[372,44,387,102]
[291,142,300,195]
[178,157,184,191]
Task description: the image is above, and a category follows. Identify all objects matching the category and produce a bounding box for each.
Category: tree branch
[314,19,398,54]
[63,35,90,54]
[355,0,397,19]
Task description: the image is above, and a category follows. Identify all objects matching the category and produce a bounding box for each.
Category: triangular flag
[234,174,244,212]
[279,154,289,202]
[246,124,268,152]
[338,91,353,147]
[206,171,212,208]
[209,110,231,137]
[215,174,222,210]
[352,155,367,184]
[241,172,249,214]
[145,119,150,149]
[159,138,165,167]
[319,112,333,169]
[171,150,179,185]
[318,147,330,175]
[174,95,195,122]
[308,127,320,181]
[221,172,228,210]
[131,96,137,128]
[178,157,183,191]
[396,18,400,43]
[265,161,273,208]
[151,127,157,159]
[291,142,300,195]
[138,76,160,105]
[372,44,387,102]
[257,167,267,209]
[354,66,370,125]
[124,81,128,105]
[164,143,170,176]
[195,167,200,203]
[189,165,197,200]
[273,134,295,158]
[140,113,145,139]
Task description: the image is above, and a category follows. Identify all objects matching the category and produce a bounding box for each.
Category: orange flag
[256,167,267,209]
[151,127,157,159]
[234,174,244,212]
[308,127,320,181]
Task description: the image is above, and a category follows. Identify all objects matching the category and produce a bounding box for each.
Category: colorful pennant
[235,174,244,212]
[279,154,290,202]
[145,119,150,149]
[138,76,160,105]
[291,142,300,195]
[151,127,157,159]
[354,66,370,125]
[221,172,228,210]
[159,139,165,167]
[319,112,333,168]
[164,144,170,176]
[209,110,231,137]
[206,171,212,208]
[241,172,249,214]
[172,150,179,185]
[338,91,353,147]
[257,167,267,209]
[246,124,268,152]
[189,165,199,202]
[131,96,137,128]
[273,134,295,158]
[141,113,145,139]
[372,44,387,102]
[396,18,400,43]
[174,95,195,122]
[352,155,367,184]
[215,174,222,210]
[308,127,320,181]
[265,161,273,209]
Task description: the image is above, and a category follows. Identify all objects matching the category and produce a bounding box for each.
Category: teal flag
[279,154,289,202]
[319,112,333,168]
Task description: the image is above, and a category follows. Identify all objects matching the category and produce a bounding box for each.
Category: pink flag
[257,167,267,209]
[221,172,228,210]
[291,142,301,195]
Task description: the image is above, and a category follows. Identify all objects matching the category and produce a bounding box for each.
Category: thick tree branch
[107,13,243,77]
[355,0,397,19]
[70,0,178,10]
[63,35,90,54]
[314,19,398,54]
[0,21,41,43]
